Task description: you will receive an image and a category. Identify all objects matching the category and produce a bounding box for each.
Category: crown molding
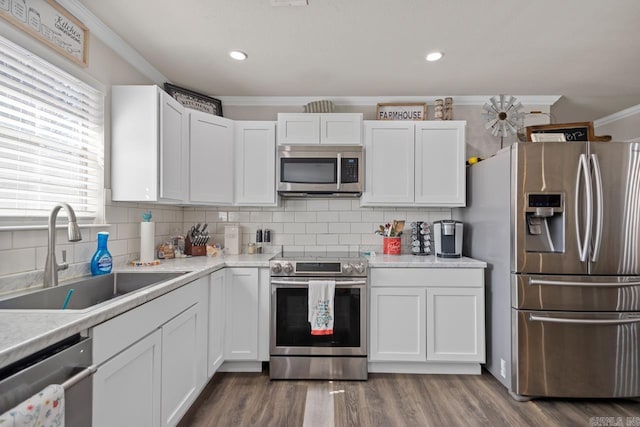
[594,103,640,127]
[56,0,168,85]
[217,95,561,107]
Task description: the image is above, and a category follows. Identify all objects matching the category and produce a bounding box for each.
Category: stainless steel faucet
[43,203,82,288]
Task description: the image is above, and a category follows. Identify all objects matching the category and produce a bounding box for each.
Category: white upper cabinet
[112,85,187,203]
[234,121,277,206]
[362,120,466,207]
[277,113,362,145]
[188,111,234,205]
[362,121,415,205]
[414,121,466,206]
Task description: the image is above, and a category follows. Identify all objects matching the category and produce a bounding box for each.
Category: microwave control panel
[341,158,359,183]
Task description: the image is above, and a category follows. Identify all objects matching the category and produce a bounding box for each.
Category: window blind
[0,36,104,219]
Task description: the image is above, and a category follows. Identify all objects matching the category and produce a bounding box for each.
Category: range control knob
[271,263,282,274]
[283,262,294,274]
[353,263,366,274]
[343,263,353,274]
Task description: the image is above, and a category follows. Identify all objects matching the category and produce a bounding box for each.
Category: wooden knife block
[185,236,207,256]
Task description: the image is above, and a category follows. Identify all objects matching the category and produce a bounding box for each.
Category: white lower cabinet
[368,267,485,374]
[93,330,162,427]
[207,269,225,376]
[369,287,426,362]
[92,276,208,427]
[224,268,259,360]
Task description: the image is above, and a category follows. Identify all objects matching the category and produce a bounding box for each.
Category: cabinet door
[414,121,466,206]
[159,91,186,201]
[426,287,485,362]
[225,268,259,360]
[161,304,204,427]
[277,113,320,144]
[320,114,362,144]
[208,269,225,376]
[362,121,415,205]
[369,287,426,362]
[189,111,234,204]
[234,121,277,205]
[93,329,161,427]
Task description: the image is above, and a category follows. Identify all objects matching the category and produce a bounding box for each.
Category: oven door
[270,278,367,356]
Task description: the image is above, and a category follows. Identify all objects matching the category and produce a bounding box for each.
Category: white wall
[594,104,640,142]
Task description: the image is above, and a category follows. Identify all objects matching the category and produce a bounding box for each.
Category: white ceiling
[79,0,640,120]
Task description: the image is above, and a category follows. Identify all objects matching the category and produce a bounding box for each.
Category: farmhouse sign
[376,103,427,121]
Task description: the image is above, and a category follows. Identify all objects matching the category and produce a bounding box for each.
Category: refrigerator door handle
[590,153,604,262]
[529,277,640,287]
[529,314,640,325]
[575,154,592,262]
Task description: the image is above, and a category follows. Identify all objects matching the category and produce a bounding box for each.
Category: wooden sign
[376,103,427,121]
[0,0,89,67]
[526,122,595,142]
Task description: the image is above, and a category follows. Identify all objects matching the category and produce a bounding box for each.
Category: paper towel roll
[140,222,155,262]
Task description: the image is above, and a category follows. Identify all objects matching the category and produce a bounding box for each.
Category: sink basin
[0,272,187,311]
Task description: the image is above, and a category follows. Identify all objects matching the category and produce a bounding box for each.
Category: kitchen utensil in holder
[185,235,207,256]
[411,221,432,255]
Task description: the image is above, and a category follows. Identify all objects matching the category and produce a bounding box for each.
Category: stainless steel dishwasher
[0,334,95,425]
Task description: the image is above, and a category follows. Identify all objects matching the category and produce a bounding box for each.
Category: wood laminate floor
[178,370,640,427]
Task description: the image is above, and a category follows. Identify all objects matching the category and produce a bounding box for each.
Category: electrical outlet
[500,358,507,378]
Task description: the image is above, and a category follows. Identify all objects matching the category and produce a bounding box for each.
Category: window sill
[0,224,112,232]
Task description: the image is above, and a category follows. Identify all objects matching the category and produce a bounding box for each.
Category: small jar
[247,243,256,254]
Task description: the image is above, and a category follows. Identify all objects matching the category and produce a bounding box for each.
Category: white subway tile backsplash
[307,199,329,211]
[361,211,384,223]
[383,211,407,222]
[284,199,307,211]
[117,223,139,240]
[295,234,316,245]
[273,212,295,222]
[12,230,47,249]
[284,223,306,234]
[35,244,74,269]
[105,205,130,223]
[0,232,11,250]
[0,248,35,275]
[209,211,227,222]
[339,234,361,245]
[183,210,207,223]
[250,211,273,223]
[316,211,340,222]
[351,223,374,234]
[229,211,251,222]
[274,234,295,245]
[329,223,350,234]
[429,211,452,222]
[317,234,339,245]
[328,200,352,211]
[306,223,328,234]
[339,211,362,222]
[294,212,316,223]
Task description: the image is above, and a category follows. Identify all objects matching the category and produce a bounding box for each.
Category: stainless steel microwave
[277,145,363,197]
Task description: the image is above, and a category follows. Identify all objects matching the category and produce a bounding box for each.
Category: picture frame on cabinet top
[164,83,223,117]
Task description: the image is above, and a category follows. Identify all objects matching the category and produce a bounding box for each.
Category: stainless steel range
[269,252,368,380]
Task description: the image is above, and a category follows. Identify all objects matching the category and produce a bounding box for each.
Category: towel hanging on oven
[0,384,65,427]
[308,280,336,335]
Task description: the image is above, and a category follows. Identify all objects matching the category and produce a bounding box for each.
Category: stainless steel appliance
[0,335,95,424]
[277,145,363,196]
[269,252,368,380]
[433,220,463,258]
[456,141,640,399]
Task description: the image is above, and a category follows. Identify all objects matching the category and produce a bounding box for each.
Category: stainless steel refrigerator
[455,141,640,399]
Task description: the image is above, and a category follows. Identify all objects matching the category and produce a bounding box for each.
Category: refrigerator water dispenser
[524,193,565,253]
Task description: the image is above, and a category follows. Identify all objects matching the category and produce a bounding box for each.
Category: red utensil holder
[383,237,401,255]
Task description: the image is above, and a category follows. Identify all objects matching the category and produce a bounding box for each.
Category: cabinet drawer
[370,268,483,288]
[92,279,202,364]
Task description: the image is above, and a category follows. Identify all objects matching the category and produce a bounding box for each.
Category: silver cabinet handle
[61,364,97,390]
[270,279,366,286]
[590,153,604,262]
[575,153,592,263]
[529,278,640,287]
[530,314,640,325]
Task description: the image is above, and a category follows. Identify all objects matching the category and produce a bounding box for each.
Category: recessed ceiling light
[229,50,248,61]
[426,51,444,62]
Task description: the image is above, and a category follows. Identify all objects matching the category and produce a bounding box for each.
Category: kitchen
[1,0,640,426]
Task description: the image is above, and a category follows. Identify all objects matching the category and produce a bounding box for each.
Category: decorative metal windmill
[482,95,525,147]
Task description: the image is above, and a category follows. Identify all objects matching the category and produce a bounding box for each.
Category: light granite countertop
[366,254,486,268]
[0,252,486,369]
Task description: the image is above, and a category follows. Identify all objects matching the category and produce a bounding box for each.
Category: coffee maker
[433,220,463,258]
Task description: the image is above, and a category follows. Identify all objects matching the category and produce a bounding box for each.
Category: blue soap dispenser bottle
[91,231,113,275]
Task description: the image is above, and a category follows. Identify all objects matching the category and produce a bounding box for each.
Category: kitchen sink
[0,272,187,312]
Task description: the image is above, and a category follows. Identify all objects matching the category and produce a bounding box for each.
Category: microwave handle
[336,153,341,190]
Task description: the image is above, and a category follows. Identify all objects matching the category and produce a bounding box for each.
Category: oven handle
[529,314,640,325]
[270,279,367,286]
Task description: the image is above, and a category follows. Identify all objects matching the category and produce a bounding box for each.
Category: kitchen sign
[376,103,427,121]
[0,0,89,67]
